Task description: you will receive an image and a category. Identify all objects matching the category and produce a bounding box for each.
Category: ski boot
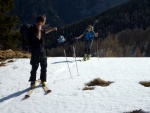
[41,81,46,86]
[83,54,87,61]
[87,54,91,60]
[30,81,36,89]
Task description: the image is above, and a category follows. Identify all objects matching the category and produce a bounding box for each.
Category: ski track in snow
[0,57,150,113]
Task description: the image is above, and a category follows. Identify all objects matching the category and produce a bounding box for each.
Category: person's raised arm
[75,31,86,39]
[76,34,83,39]
[37,25,42,40]
[45,27,57,34]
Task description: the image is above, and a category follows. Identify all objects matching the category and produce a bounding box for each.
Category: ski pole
[63,47,73,79]
[93,19,100,61]
[97,39,99,61]
[73,45,79,76]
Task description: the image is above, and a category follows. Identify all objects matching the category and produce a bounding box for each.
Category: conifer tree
[0,0,19,49]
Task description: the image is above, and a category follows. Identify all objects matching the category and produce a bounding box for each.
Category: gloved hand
[53,27,57,31]
[95,33,98,37]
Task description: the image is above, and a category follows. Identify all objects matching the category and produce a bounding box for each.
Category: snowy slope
[0,57,150,113]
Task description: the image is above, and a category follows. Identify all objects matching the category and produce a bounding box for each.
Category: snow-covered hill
[0,57,150,113]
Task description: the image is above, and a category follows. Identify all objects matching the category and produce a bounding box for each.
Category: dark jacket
[28,25,45,49]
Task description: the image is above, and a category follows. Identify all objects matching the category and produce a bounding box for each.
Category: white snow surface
[0,57,150,113]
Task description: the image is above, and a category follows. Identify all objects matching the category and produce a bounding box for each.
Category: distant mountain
[11,0,62,26]
[11,0,128,26]
[53,0,128,24]
[45,0,150,57]
[63,0,150,38]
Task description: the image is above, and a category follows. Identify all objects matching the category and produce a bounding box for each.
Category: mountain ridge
[11,0,128,26]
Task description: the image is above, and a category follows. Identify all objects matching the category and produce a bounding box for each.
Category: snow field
[0,57,150,113]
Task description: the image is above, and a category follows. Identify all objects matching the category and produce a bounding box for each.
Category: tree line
[45,0,150,57]
[0,0,19,50]
[1,0,150,57]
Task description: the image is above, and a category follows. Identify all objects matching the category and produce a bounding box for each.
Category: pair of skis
[24,80,51,99]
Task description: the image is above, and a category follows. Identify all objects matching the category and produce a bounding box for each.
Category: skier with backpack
[21,15,57,89]
[20,24,31,51]
[76,25,98,61]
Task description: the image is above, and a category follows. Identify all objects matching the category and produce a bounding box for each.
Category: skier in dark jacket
[76,25,98,61]
[29,15,57,89]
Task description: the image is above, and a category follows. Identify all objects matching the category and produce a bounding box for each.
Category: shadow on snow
[51,60,81,64]
[0,85,41,103]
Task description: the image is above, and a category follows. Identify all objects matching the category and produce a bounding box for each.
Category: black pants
[29,47,47,82]
[84,40,93,54]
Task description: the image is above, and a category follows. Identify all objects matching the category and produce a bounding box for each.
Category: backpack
[20,24,32,51]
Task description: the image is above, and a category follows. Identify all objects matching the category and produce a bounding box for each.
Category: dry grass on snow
[125,109,149,113]
[83,78,114,91]
[0,62,6,67]
[139,81,150,87]
[83,86,95,91]
[86,78,113,87]
[0,49,30,62]
[0,59,15,67]
[7,59,14,63]
[0,49,30,67]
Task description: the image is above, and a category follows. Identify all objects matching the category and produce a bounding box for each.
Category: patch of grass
[0,62,6,67]
[22,54,31,58]
[139,81,150,87]
[86,78,113,87]
[7,59,14,63]
[124,109,148,113]
[83,86,95,91]
[0,49,31,61]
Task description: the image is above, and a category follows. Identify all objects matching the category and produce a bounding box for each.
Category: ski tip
[45,90,51,95]
[24,95,30,98]
[22,95,30,100]
[47,90,52,93]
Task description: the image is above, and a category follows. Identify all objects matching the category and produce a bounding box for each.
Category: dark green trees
[0,0,19,50]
